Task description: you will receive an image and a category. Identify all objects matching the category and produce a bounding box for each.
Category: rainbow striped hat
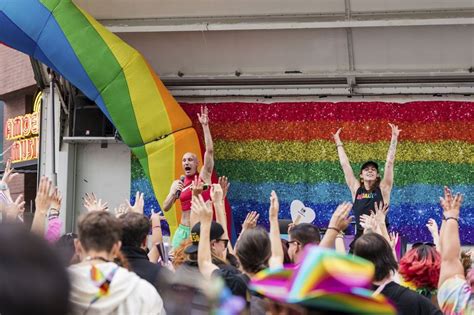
[250,246,396,314]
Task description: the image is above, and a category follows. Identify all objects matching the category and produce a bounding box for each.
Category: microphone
[175,175,185,198]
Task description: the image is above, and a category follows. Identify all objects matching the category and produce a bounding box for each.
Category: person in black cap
[187,203,249,300]
[184,221,227,258]
[332,124,401,246]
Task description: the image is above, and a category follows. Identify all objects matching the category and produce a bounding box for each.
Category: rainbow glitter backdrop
[131,101,474,244]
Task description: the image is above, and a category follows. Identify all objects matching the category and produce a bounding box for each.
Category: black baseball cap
[184,221,225,254]
[360,161,379,172]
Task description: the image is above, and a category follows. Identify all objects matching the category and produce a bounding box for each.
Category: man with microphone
[163,106,214,249]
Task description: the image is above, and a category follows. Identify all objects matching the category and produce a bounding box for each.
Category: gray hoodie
[68,262,165,315]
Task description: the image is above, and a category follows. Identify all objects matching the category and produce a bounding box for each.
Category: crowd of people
[0,107,472,315]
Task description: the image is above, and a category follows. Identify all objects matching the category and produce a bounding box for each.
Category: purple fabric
[45,217,62,243]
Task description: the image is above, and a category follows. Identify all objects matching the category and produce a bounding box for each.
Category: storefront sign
[9,137,39,163]
[5,112,40,140]
[4,92,41,163]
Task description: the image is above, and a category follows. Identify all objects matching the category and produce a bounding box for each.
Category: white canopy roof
[75,0,474,95]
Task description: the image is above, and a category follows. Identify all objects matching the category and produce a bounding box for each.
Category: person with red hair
[399,244,441,303]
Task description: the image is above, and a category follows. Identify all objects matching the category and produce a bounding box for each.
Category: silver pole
[46,72,57,185]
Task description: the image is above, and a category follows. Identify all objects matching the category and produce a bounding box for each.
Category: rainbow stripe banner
[0,0,203,235]
[177,101,473,244]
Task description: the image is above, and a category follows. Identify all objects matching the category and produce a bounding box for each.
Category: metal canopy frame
[101,5,474,96]
[102,8,474,32]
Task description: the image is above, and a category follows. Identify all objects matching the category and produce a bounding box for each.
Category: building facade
[0,45,39,224]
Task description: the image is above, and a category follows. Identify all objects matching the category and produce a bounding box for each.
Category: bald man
[163,106,214,249]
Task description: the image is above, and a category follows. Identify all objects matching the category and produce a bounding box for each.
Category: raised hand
[83,193,108,212]
[192,194,213,223]
[50,188,62,211]
[426,218,439,235]
[388,123,401,138]
[35,177,53,215]
[210,183,224,204]
[6,194,25,221]
[218,176,230,198]
[373,202,389,225]
[440,186,463,219]
[127,191,145,214]
[1,159,18,185]
[242,211,259,230]
[150,210,167,223]
[287,222,296,233]
[114,203,129,218]
[191,175,204,197]
[440,186,453,213]
[328,202,353,232]
[269,191,279,221]
[197,105,209,126]
[360,214,377,233]
[332,128,343,145]
[389,231,399,250]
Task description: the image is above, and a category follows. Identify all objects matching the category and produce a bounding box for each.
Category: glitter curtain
[131,101,474,244]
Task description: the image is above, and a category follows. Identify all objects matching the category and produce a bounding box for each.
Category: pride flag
[180,101,473,244]
[0,0,204,235]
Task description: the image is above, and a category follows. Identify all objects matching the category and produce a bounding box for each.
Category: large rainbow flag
[0,0,206,235]
[175,101,473,244]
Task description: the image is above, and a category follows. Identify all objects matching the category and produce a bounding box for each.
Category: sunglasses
[287,240,301,247]
[412,242,435,248]
[215,239,229,247]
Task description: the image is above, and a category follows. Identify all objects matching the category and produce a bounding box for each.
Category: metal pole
[47,72,57,185]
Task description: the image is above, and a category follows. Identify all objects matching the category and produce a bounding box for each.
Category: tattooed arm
[380,123,401,203]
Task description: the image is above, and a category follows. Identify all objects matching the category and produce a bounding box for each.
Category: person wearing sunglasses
[192,196,250,302]
[184,221,229,262]
[287,223,321,263]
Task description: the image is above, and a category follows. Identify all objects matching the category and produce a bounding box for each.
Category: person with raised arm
[437,187,472,314]
[268,190,284,269]
[319,202,353,250]
[0,160,18,205]
[193,194,249,299]
[333,124,400,247]
[3,194,25,223]
[31,177,54,236]
[211,181,234,254]
[163,106,215,249]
